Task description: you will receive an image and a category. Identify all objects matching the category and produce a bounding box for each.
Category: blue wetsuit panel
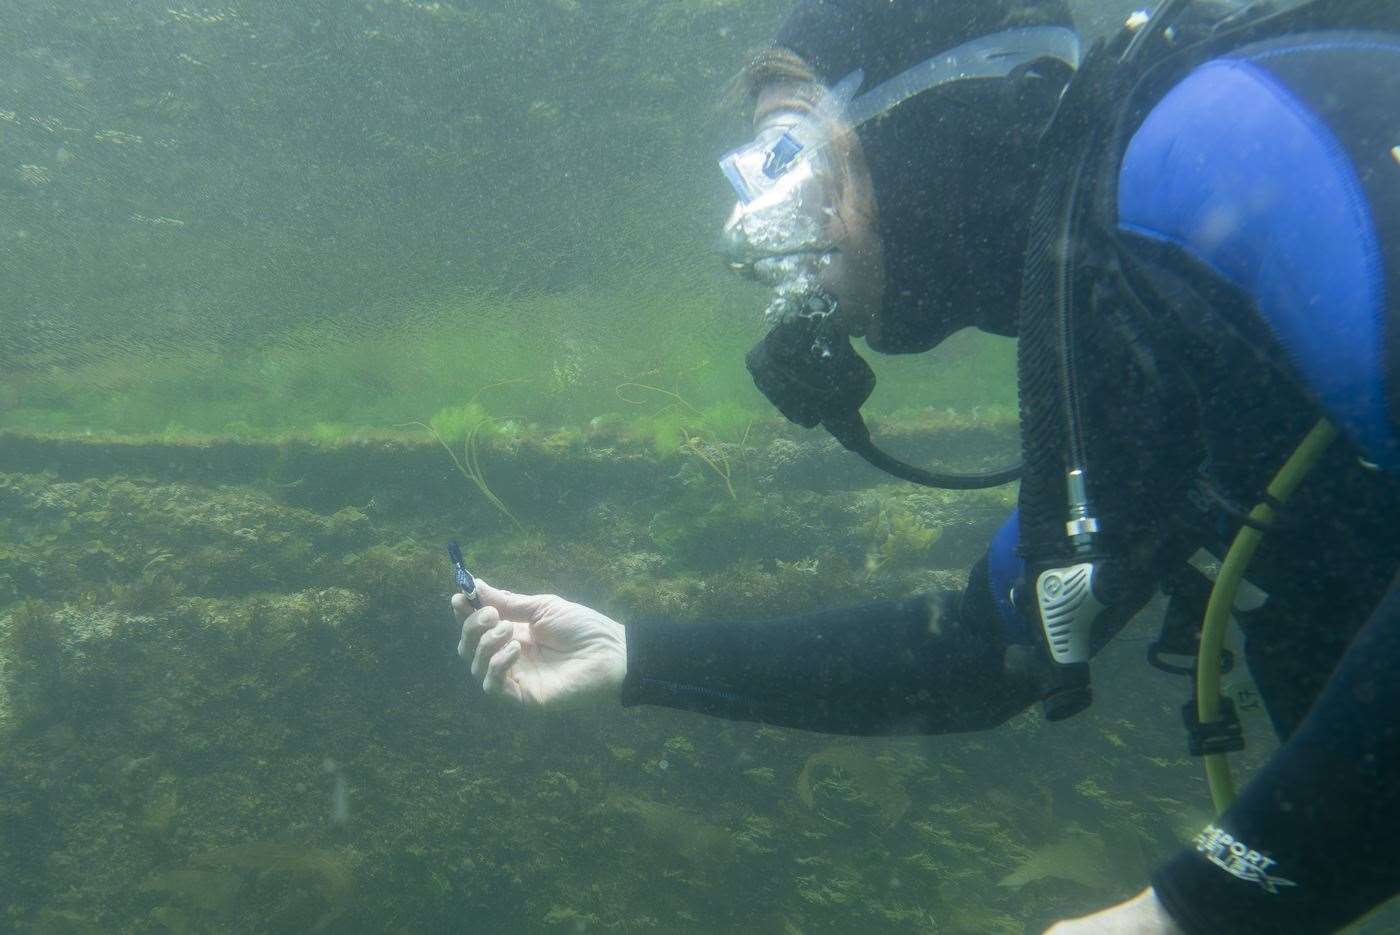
[986,511,1028,643]
[1118,40,1396,467]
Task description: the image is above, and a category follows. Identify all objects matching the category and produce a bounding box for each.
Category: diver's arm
[1151,573,1400,934]
[619,556,1040,735]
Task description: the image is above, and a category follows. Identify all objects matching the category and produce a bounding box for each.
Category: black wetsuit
[624,19,1400,935]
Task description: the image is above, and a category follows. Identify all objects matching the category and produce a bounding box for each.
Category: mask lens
[719,112,841,326]
[761,131,803,180]
[720,138,788,205]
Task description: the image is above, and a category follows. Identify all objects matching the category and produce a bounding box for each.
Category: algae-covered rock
[0,472,373,604]
[646,498,769,569]
[0,427,1227,935]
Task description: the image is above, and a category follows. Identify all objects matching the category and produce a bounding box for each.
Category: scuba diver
[453,0,1400,931]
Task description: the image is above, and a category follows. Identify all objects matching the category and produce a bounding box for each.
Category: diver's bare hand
[453,581,626,710]
[1042,887,1184,935]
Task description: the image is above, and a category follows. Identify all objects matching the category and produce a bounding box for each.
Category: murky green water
[1,2,1382,934]
[0,0,1033,440]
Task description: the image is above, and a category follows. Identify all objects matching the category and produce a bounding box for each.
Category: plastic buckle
[1147,643,1195,676]
[1181,696,1245,756]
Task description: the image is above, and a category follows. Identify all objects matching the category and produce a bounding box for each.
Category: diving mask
[718,26,1082,327]
[720,106,849,327]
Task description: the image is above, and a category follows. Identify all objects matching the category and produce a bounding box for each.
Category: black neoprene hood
[773,0,1075,353]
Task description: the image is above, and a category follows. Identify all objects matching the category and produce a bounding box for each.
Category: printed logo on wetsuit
[1194,824,1297,895]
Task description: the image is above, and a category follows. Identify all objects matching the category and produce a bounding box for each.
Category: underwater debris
[796,745,911,829]
[543,905,600,928]
[25,908,104,935]
[139,778,182,837]
[142,868,243,914]
[144,841,359,932]
[0,599,65,732]
[793,860,863,907]
[323,758,350,825]
[981,783,1058,844]
[109,570,185,615]
[592,795,737,869]
[997,824,1138,893]
[662,734,697,766]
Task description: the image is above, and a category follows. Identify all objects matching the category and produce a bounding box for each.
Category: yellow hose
[1196,419,1338,814]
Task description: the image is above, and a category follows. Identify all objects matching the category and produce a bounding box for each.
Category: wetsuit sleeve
[619,553,1040,735]
[1152,572,1400,934]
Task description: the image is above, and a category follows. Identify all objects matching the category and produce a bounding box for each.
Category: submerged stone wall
[0,420,1224,934]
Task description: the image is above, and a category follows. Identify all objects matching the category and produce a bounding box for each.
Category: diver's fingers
[458,606,498,658]
[451,592,476,622]
[472,619,513,681]
[482,640,521,699]
[475,579,560,622]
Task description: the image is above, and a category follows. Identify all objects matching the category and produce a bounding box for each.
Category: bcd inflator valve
[1033,561,1104,720]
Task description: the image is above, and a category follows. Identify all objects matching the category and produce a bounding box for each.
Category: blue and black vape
[447,540,482,609]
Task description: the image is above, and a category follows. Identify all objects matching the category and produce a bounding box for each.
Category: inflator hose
[1196,419,1338,813]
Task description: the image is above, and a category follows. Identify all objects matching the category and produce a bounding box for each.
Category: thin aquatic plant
[421,417,523,531]
[678,427,736,500]
[616,381,755,500]
[406,381,525,530]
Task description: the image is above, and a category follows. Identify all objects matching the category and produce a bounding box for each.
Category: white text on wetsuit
[1194,824,1297,895]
